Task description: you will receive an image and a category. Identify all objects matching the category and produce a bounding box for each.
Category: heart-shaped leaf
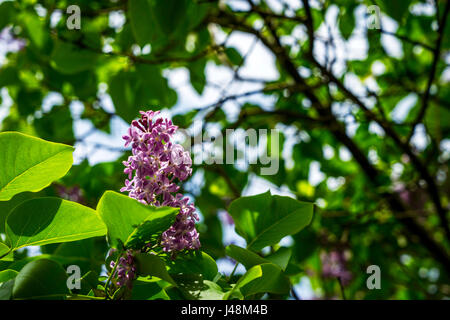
[97,191,178,249]
[5,197,107,251]
[12,259,69,300]
[135,253,176,286]
[0,132,74,201]
[228,191,314,251]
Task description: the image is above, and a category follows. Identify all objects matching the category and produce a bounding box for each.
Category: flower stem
[228,262,239,281]
[104,255,121,299]
[337,277,346,300]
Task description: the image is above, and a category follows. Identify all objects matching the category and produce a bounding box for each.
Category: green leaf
[197,280,225,300]
[0,270,18,283]
[0,243,12,261]
[0,1,16,30]
[12,259,69,300]
[50,40,99,75]
[96,191,178,249]
[224,263,289,299]
[135,253,176,286]
[109,71,156,123]
[189,59,207,95]
[151,0,189,37]
[0,243,10,257]
[34,105,75,144]
[20,11,47,50]
[228,191,314,251]
[225,245,268,270]
[425,105,450,142]
[177,279,225,300]
[135,64,177,107]
[0,280,14,300]
[49,238,108,275]
[163,251,218,281]
[226,244,292,272]
[266,247,292,271]
[223,264,262,300]
[239,263,290,297]
[169,273,204,299]
[79,271,100,295]
[131,279,170,300]
[0,132,74,201]
[5,198,107,251]
[225,47,244,65]
[128,0,158,47]
[379,0,411,22]
[338,5,356,40]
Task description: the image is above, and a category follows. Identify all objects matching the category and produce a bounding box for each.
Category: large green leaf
[226,244,292,272]
[225,245,268,270]
[163,251,218,281]
[128,0,159,47]
[12,259,69,300]
[50,40,99,75]
[135,253,176,286]
[228,191,314,251]
[0,132,74,201]
[5,198,107,251]
[151,0,189,36]
[96,191,178,249]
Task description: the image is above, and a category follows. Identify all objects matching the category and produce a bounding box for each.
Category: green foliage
[1,0,449,301]
[0,132,73,201]
[12,259,69,300]
[135,253,176,286]
[5,197,106,251]
[97,191,178,249]
[163,251,218,282]
[228,191,313,251]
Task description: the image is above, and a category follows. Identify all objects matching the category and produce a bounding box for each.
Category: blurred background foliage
[0,0,449,299]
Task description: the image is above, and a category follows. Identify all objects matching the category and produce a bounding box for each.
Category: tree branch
[407,0,450,141]
[211,2,450,269]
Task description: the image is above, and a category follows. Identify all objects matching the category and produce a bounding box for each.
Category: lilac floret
[320,250,352,286]
[120,110,200,252]
[110,250,137,289]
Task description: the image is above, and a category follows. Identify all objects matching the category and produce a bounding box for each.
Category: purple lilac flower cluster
[120,110,200,252]
[320,250,352,286]
[110,250,136,289]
